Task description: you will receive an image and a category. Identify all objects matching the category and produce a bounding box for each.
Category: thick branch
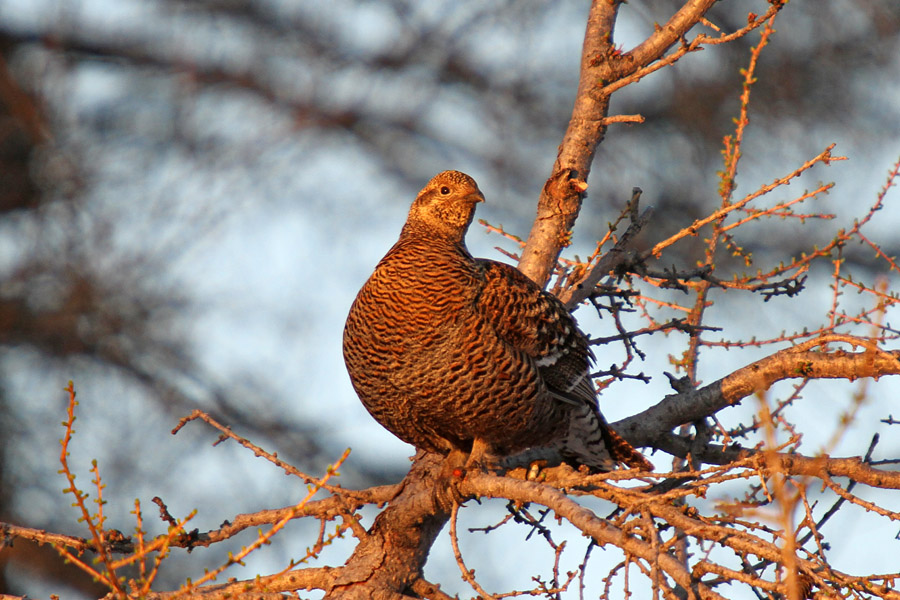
[462,468,900,600]
[322,453,449,600]
[616,345,900,447]
[518,0,719,286]
[459,473,727,600]
[518,0,619,285]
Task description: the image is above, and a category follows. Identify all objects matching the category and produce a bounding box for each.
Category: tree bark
[518,0,719,287]
[322,453,450,600]
[518,0,619,286]
[617,345,900,447]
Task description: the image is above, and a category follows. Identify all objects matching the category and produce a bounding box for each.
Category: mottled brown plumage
[343,170,651,471]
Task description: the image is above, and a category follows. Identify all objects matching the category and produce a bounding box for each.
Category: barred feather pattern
[342,170,651,471]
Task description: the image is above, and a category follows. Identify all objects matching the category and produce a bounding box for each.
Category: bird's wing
[476,259,653,471]
[475,259,596,407]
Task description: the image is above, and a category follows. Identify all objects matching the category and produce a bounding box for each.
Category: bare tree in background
[2,0,900,598]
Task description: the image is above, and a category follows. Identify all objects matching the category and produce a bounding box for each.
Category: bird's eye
[440,186,451,195]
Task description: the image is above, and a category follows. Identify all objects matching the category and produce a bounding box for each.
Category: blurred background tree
[0,0,898,597]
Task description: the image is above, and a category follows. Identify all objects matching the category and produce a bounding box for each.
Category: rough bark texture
[517,0,619,285]
[617,345,900,447]
[518,0,719,286]
[322,454,450,600]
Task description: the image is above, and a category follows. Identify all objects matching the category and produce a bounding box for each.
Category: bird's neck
[399,220,469,249]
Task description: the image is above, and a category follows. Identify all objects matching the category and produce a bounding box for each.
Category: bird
[342,170,651,473]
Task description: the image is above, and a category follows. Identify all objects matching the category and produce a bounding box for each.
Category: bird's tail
[562,404,653,472]
[598,420,654,471]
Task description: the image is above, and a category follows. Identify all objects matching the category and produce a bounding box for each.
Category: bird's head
[403,170,485,244]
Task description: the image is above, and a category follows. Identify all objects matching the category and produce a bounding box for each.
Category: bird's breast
[345,242,480,361]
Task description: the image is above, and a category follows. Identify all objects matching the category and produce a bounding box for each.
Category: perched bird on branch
[343,170,651,472]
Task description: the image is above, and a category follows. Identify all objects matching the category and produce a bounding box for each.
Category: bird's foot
[433,449,471,512]
[464,437,502,473]
[432,440,501,511]
[526,460,549,481]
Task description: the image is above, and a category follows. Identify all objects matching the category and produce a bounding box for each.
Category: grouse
[342,170,651,472]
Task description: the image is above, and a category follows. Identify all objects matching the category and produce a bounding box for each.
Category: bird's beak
[471,190,485,203]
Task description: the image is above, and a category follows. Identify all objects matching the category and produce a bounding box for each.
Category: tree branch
[559,187,652,309]
[617,339,900,446]
[518,0,721,287]
[652,433,900,490]
[460,472,728,600]
[518,0,620,285]
[626,0,719,71]
[321,453,450,599]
